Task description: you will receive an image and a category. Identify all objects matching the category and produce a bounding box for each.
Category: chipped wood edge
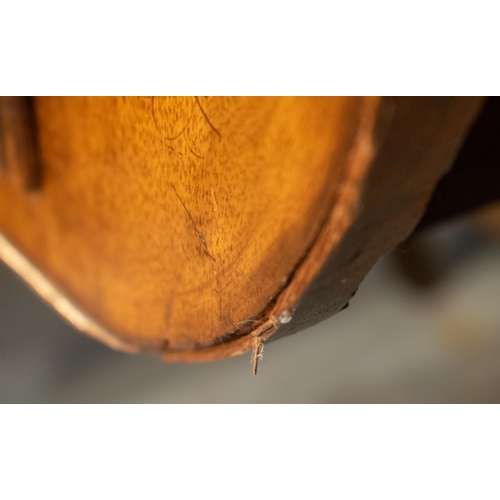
[0,231,139,353]
[161,96,485,364]
[1,97,480,366]
[162,96,381,363]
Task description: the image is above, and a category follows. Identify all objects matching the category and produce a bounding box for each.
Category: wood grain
[0,97,485,363]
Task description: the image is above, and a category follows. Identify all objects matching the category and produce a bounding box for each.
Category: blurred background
[1,204,500,403]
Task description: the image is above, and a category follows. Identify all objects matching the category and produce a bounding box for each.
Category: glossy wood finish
[0,97,485,362]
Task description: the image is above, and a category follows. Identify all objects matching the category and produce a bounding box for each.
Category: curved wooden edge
[270,96,487,345]
[0,96,378,363]
[0,231,139,354]
[162,96,486,363]
[162,96,381,362]
[1,97,485,365]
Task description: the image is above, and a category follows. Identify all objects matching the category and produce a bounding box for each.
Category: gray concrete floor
[1,215,499,403]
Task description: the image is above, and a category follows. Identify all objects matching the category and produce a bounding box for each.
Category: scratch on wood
[233,266,254,287]
[187,143,204,160]
[210,188,218,213]
[150,131,185,158]
[213,286,224,323]
[171,184,215,261]
[151,96,192,141]
[222,315,238,333]
[203,248,216,262]
[195,97,222,139]
[151,97,215,159]
[167,145,183,157]
[210,187,222,240]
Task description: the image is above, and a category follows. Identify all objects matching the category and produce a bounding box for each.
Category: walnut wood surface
[0,97,485,362]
